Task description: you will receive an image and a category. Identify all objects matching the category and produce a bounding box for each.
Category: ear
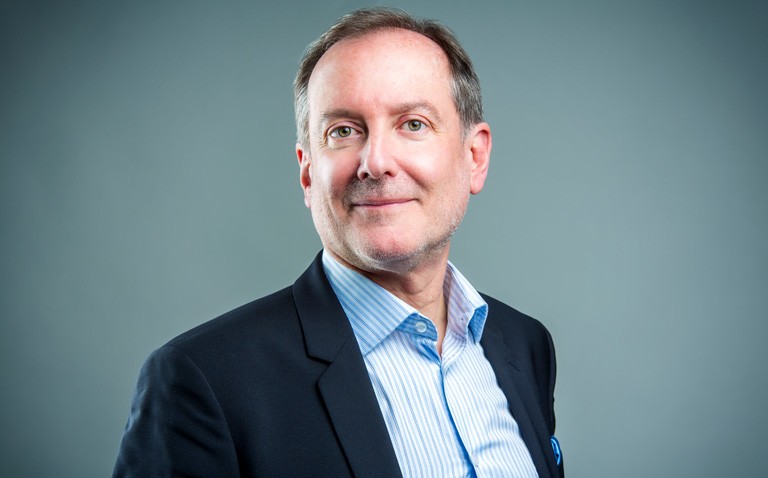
[296,143,312,208]
[467,122,492,195]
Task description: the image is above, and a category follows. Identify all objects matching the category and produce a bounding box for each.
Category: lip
[351,198,413,208]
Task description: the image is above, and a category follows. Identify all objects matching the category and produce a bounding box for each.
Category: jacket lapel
[481,321,558,478]
[292,254,402,477]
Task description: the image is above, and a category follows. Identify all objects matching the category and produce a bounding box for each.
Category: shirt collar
[322,250,488,356]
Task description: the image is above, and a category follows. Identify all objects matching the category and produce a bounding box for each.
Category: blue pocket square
[550,435,562,466]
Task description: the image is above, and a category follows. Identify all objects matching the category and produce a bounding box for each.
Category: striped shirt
[322,252,538,477]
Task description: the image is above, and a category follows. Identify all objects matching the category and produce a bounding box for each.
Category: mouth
[351,198,414,210]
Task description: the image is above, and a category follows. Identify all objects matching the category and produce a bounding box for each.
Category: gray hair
[293,7,483,147]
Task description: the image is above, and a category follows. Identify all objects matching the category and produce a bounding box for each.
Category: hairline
[294,10,483,149]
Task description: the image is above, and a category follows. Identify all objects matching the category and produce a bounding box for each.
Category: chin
[352,237,449,274]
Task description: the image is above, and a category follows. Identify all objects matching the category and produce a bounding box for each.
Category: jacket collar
[481,317,560,478]
[292,252,402,477]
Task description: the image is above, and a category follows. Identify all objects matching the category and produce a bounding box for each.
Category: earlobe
[296,143,312,208]
[468,123,492,195]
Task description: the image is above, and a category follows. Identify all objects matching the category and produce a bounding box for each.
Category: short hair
[293,7,483,147]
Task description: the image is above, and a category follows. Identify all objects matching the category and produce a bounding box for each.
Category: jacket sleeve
[113,345,239,477]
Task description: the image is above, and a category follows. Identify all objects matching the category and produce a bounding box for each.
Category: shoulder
[479,293,556,393]
[481,293,553,348]
[156,286,302,369]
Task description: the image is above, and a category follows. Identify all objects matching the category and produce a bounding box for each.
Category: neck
[328,247,451,352]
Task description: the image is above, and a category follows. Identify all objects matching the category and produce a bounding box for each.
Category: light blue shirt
[322,251,538,477]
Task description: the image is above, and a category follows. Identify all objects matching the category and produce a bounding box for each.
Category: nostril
[358,136,397,180]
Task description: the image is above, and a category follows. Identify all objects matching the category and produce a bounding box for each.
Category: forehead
[306,28,454,117]
[318,28,448,69]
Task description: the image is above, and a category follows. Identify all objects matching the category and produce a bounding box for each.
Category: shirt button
[415,321,427,333]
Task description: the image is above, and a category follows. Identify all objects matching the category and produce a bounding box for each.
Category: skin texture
[296,28,491,348]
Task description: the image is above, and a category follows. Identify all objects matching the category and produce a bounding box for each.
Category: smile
[351,198,414,209]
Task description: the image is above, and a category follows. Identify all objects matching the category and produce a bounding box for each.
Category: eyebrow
[318,101,443,128]
[319,109,361,127]
[390,101,442,123]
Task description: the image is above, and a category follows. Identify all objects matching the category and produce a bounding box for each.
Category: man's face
[297,28,490,274]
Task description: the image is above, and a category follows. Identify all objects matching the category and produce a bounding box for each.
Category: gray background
[2,0,766,476]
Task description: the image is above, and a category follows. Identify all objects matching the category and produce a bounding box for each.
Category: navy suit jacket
[114,253,563,477]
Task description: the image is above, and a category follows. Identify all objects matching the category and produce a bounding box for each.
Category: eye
[405,120,424,132]
[330,126,354,138]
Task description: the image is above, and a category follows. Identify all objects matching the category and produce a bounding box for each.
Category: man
[114,7,562,477]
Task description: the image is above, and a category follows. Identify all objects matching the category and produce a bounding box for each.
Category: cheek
[326,150,362,184]
[415,144,468,186]
[311,154,355,204]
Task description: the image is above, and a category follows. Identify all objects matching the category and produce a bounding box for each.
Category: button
[414,321,427,333]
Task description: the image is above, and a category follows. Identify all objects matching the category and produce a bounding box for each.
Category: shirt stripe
[322,251,538,477]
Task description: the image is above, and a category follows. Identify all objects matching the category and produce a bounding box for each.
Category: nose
[357,132,399,180]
